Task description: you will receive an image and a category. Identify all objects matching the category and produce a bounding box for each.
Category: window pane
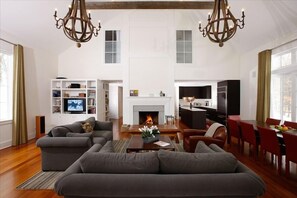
[185,53,192,63]
[105,53,113,63]
[0,49,13,121]
[176,31,184,41]
[176,42,184,53]
[105,42,112,52]
[185,42,192,52]
[185,31,192,41]
[105,31,113,41]
[176,53,184,63]
[281,53,291,67]
[271,55,280,71]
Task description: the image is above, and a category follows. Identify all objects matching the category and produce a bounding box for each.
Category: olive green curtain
[256,50,272,123]
[12,45,28,146]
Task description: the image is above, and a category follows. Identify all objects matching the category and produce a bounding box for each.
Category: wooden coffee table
[126,135,175,153]
[124,124,181,143]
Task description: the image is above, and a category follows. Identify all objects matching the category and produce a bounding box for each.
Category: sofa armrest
[36,136,92,148]
[94,121,113,131]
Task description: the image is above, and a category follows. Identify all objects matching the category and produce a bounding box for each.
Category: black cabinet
[217,80,240,124]
[179,86,211,99]
[180,108,206,129]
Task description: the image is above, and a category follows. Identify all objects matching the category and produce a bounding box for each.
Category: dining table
[239,120,297,140]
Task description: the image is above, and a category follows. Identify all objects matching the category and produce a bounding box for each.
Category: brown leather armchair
[183,123,227,152]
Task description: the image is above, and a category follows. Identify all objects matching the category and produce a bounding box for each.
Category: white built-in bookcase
[51,79,106,125]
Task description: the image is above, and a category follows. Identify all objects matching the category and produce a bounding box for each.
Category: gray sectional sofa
[54,141,266,198]
[36,117,113,171]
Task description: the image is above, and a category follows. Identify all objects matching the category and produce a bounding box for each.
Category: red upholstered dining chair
[183,123,227,153]
[239,121,259,157]
[227,118,241,148]
[283,121,297,129]
[282,132,297,178]
[265,118,281,125]
[257,126,285,175]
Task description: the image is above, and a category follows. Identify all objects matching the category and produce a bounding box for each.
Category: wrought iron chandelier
[198,0,245,47]
[54,0,101,48]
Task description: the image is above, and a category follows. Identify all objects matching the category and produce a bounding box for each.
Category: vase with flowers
[139,125,160,143]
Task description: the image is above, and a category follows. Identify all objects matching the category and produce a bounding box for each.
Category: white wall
[0,31,58,149]
[57,10,247,124]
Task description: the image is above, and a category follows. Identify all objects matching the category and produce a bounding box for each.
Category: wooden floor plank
[0,118,296,198]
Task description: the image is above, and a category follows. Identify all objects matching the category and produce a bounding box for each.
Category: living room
[1,0,297,197]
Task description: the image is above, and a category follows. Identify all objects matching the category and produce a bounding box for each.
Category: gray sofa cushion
[195,141,216,153]
[92,130,113,140]
[51,123,84,137]
[99,141,114,153]
[80,152,159,174]
[66,132,93,138]
[92,137,107,145]
[158,150,238,174]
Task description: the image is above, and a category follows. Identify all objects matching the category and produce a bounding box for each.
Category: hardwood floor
[0,119,297,198]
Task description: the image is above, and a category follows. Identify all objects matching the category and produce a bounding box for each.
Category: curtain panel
[256,50,272,123]
[12,44,28,146]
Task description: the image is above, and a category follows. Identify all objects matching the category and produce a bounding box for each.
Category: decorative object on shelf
[130,90,139,96]
[198,0,245,47]
[53,0,101,48]
[139,125,160,143]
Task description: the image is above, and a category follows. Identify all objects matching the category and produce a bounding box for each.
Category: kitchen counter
[193,105,217,110]
[180,107,206,129]
[181,106,207,112]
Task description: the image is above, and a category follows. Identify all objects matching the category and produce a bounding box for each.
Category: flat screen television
[64,98,86,113]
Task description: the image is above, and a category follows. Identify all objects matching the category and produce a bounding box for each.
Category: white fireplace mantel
[126,97,173,124]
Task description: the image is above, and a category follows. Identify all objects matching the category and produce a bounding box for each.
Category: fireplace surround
[133,105,164,125]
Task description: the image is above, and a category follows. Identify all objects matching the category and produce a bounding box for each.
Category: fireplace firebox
[139,112,159,125]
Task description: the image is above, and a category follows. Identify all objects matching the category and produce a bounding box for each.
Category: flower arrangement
[139,125,160,139]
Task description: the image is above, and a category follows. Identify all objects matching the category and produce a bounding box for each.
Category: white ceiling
[1,0,297,55]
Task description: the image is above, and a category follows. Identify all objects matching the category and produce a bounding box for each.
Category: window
[105,30,120,63]
[270,41,297,122]
[0,42,13,121]
[176,30,192,63]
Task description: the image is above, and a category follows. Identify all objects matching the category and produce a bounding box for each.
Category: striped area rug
[17,139,184,190]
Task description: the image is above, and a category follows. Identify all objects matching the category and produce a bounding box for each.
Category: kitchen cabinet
[179,86,211,99]
[180,107,206,129]
[217,80,240,124]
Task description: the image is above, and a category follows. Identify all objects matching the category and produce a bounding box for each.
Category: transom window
[176,30,192,63]
[105,30,121,64]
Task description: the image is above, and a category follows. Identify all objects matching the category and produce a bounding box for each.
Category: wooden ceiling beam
[86,1,214,10]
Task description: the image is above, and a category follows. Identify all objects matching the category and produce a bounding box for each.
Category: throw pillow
[82,122,94,133]
[158,150,237,174]
[80,152,159,174]
[84,117,96,129]
[195,141,216,153]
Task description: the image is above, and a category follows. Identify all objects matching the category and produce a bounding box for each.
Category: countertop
[180,106,207,112]
[193,105,217,110]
